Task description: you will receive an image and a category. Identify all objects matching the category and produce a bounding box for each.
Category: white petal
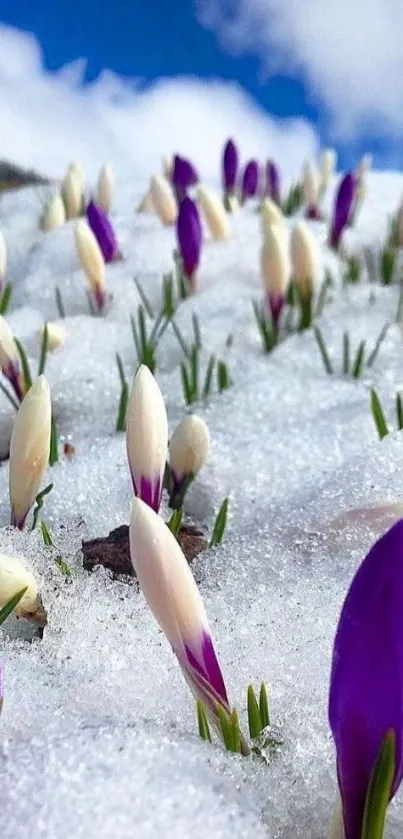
[75,220,105,292]
[197,184,230,240]
[169,415,210,479]
[41,193,66,231]
[126,365,168,489]
[96,163,114,212]
[150,175,177,225]
[260,224,290,296]
[0,314,19,370]
[37,322,66,351]
[290,221,318,292]
[0,553,40,617]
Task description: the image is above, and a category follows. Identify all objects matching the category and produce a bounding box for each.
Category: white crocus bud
[260,224,289,327]
[0,315,24,401]
[197,184,230,240]
[69,161,85,191]
[162,154,174,179]
[0,231,7,282]
[261,198,286,239]
[61,168,83,219]
[290,221,318,300]
[356,154,372,182]
[137,190,155,213]
[9,375,51,529]
[320,148,337,190]
[96,163,114,212]
[41,193,66,231]
[303,161,320,208]
[75,220,106,311]
[0,554,44,622]
[126,365,168,512]
[227,194,240,215]
[169,415,210,500]
[150,175,177,225]
[37,322,66,351]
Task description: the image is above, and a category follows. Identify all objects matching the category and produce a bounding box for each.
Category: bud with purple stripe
[86,201,119,263]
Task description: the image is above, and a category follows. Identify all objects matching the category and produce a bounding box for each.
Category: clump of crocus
[150,175,177,225]
[0,315,25,402]
[260,224,290,329]
[330,173,356,250]
[129,497,250,753]
[319,148,337,197]
[75,220,106,312]
[126,365,168,512]
[265,160,281,205]
[61,163,84,219]
[41,193,66,231]
[303,161,322,220]
[96,163,114,212]
[0,553,45,622]
[241,160,259,203]
[176,196,202,293]
[37,322,66,351]
[290,221,318,329]
[172,154,199,202]
[222,138,239,210]
[0,231,6,289]
[9,375,51,529]
[261,198,286,239]
[168,415,210,508]
[86,200,119,263]
[197,185,230,241]
[329,519,403,839]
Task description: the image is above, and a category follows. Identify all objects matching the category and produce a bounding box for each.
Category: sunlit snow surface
[1,173,403,838]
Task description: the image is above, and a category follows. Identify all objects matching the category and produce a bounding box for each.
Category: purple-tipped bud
[176,197,202,292]
[330,173,356,250]
[329,519,403,839]
[172,155,199,202]
[266,160,281,205]
[86,201,119,263]
[241,160,259,202]
[222,138,238,194]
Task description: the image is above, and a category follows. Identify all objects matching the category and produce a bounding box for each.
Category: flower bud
[172,154,199,201]
[61,168,83,219]
[260,224,289,326]
[222,139,238,195]
[290,221,318,300]
[162,154,174,180]
[265,160,281,205]
[9,375,51,529]
[126,365,168,512]
[96,163,114,212]
[0,230,7,283]
[261,198,286,239]
[303,161,320,218]
[75,220,106,311]
[330,173,356,249]
[37,322,66,351]
[176,197,202,291]
[241,160,259,202]
[197,185,230,240]
[41,193,66,231]
[137,190,155,213]
[0,315,24,401]
[169,415,210,494]
[150,175,177,225]
[86,201,119,263]
[0,553,44,622]
[320,148,337,189]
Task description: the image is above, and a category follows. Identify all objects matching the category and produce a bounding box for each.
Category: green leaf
[49,413,59,465]
[209,498,229,547]
[168,473,194,511]
[31,483,54,531]
[0,379,19,411]
[0,587,27,625]
[54,556,72,577]
[259,682,270,729]
[370,388,389,440]
[115,354,128,432]
[342,332,350,375]
[167,506,183,537]
[130,313,141,359]
[171,320,189,358]
[361,729,395,839]
[230,708,241,754]
[380,247,396,285]
[397,393,403,431]
[217,360,231,393]
[14,337,32,392]
[247,684,262,739]
[196,701,211,742]
[40,518,54,546]
[180,362,193,406]
[315,280,328,318]
[366,323,390,369]
[55,286,66,319]
[313,326,334,375]
[216,704,234,752]
[37,323,49,376]
[352,341,366,379]
[133,276,154,318]
[192,313,202,350]
[0,282,12,315]
[190,345,199,398]
[202,354,216,399]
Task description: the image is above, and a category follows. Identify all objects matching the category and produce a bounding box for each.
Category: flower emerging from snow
[150,175,177,225]
[0,553,44,622]
[261,198,286,239]
[168,415,210,506]
[0,315,25,401]
[129,497,250,753]
[86,201,119,263]
[320,148,337,192]
[75,220,106,312]
[96,163,114,213]
[330,173,356,250]
[126,365,168,512]
[241,160,259,203]
[176,196,202,292]
[290,221,318,299]
[303,161,321,220]
[222,138,238,200]
[329,519,403,839]
[61,164,84,219]
[9,375,51,529]
[197,184,230,240]
[260,224,289,328]
[265,161,281,205]
[37,322,66,351]
[172,154,199,201]
[41,193,66,232]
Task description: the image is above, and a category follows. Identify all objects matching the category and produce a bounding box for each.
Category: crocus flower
[86,201,119,263]
[37,322,66,351]
[261,198,286,239]
[9,375,51,529]
[303,161,321,220]
[176,196,202,292]
[260,224,290,328]
[0,315,25,402]
[222,138,238,196]
[329,519,403,839]
[162,154,174,180]
[137,189,155,214]
[75,220,106,312]
[320,148,337,192]
[150,175,177,225]
[129,496,250,753]
[0,230,6,287]
[61,166,83,219]
[41,193,66,232]
[197,184,230,240]
[96,163,114,213]
[330,173,356,249]
[290,221,318,297]
[126,365,168,512]
[266,160,281,205]
[169,415,210,505]
[241,160,259,202]
[0,553,44,621]
[172,154,199,201]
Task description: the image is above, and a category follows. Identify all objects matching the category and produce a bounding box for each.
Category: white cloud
[0,24,319,183]
[198,0,403,138]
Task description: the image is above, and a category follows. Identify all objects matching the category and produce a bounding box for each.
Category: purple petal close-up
[86,201,118,263]
[241,160,259,201]
[132,475,162,513]
[266,291,285,329]
[330,173,356,249]
[176,196,202,283]
[172,155,199,194]
[222,138,238,193]
[184,630,229,707]
[329,519,403,839]
[266,160,281,205]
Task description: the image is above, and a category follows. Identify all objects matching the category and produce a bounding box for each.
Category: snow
[0,170,403,838]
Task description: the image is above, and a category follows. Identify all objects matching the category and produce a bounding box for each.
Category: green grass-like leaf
[361,730,395,839]
[252,301,278,353]
[0,282,12,315]
[55,286,66,318]
[202,355,216,400]
[40,518,54,546]
[313,327,334,375]
[351,341,366,379]
[247,684,262,739]
[366,323,390,368]
[37,323,49,376]
[217,360,231,393]
[259,682,270,729]
[133,276,154,318]
[209,497,229,547]
[31,483,54,531]
[115,354,128,432]
[14,337,32,392]
[0,587,28,625]
[380,246,396,285]
[49,413,59,466]
[167,506,183,537]
[196,701,211,742]
[370,388,389,440]
[0,379,19,411]
[396,393,403,431]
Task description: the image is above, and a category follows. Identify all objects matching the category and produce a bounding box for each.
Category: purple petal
[172,155,199,193]
[241,160,259,200]
[266,291,285,329]
[132,475,162,513]
[266,161,281,205]
[4,360,24,402]
[330,173,356,249]
[305,205,322,221]
[329,519,403,839]
[223,139,238,193]
[176,197,202,282]
[86,201,118,263]
[185,630,229,707]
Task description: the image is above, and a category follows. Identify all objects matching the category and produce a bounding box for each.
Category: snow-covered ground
[1,171,403,838]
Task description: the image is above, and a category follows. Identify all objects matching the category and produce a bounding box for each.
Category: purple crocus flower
[329,519,403,839]
[266,160,281,205]
[176,196,202,292]
[241,160,259,202]
[222,138,238,195]
[329,173,356,249]
[172,154,199,202]
[86,201,119,263]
